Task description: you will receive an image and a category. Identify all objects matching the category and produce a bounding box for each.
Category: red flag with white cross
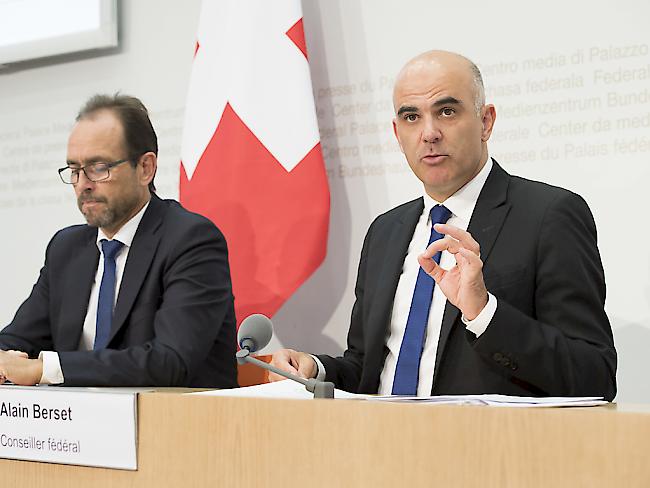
[180,0,330,325]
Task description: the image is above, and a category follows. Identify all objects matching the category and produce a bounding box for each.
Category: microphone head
[238,314,274,352]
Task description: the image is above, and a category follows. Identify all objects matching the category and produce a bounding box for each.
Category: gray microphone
[238,313,274,353]
[236,314,335,399]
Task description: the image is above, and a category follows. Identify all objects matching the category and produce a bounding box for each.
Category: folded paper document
[191,381,606,407]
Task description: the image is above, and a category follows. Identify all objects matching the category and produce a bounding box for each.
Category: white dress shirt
[39,200,150,384]
[314,157,497,395]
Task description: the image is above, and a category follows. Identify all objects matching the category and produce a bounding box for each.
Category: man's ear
[138,152,157,187]
[393,119,405,153]
[481,105,496,142]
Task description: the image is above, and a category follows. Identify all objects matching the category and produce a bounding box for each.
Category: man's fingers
[268,349,300,382]
[0,357,42,386]
[433,223,480,256]
[457,247,483,270]
[421,236,461,258]
[418,252,434,273]
[6,350,28,358]
[417,253,445,282]
[297,355,317,379]
[269,349,318,381]
[419,242,484,283]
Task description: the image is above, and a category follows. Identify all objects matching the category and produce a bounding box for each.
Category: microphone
[238,313,274,353]
[236,314,335,399]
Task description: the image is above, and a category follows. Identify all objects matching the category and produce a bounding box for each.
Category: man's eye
[441,107,455,116]
[88,164,108,174]
[404,113,418,122]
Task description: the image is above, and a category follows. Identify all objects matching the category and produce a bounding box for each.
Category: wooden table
[1,392,649,487]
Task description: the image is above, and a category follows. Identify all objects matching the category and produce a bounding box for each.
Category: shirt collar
[96,199,151,250]
[422,155,493,225]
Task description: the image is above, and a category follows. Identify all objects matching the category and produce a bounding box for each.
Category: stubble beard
[78,191,140,230]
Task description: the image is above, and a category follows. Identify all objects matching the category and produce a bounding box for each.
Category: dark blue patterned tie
[94,239,124,350]
[392,204,451,395]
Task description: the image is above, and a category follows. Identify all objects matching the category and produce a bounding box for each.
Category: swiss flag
[179,0,330,325]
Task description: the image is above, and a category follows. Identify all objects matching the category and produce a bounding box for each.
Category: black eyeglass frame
[58,158,131,184]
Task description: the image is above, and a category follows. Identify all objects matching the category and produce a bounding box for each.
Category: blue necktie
[94,239,124,350]
[392,204,452,395]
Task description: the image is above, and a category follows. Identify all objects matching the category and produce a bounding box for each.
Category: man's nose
[422,117,442,144]
[75,169,95,191]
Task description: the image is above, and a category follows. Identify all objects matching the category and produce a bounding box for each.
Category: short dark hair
[77,93,157,192]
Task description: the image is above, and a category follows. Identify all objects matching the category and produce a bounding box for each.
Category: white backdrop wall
[0,0,648,401]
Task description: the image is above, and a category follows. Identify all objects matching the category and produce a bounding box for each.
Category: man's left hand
[417,223,488,320]
[0,350,43,385]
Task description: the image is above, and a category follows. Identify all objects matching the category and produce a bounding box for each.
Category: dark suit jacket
[0,194,238,388]
[318,161,617,400]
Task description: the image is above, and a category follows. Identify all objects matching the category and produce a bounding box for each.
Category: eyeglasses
[58,159,130,184]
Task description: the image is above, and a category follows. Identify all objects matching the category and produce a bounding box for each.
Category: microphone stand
[236,348,335,399]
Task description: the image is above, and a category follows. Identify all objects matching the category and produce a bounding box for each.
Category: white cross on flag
[180,0,330,325]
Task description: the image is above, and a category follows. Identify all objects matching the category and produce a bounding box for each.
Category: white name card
[0,386,137,470]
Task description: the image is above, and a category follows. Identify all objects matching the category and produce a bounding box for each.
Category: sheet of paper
[364,393,606,407]
[190,382,605,407]
[189,379,360,400]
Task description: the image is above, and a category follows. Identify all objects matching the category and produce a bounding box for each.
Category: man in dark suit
[269,51,616,400]
[0,94,237,387]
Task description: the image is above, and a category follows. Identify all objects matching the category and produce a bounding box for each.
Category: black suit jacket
[0,194,238,388]
[318,161,617,400]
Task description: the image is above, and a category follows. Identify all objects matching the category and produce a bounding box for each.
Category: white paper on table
[189,383,606,407]
[364,393,607,407]
[188,379,361,400]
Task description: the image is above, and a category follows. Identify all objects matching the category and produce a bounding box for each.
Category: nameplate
[0,386,137,470]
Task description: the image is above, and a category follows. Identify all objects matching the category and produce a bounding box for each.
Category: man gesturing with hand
[269,50,616,400]
[418,223,488,322]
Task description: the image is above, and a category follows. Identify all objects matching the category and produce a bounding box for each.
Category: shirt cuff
[462,293,497,337]
[38,351,65,385]
[310,354,326,381]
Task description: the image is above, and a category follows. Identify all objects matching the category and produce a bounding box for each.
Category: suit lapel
[433,160,512,382]
[109,196,165,344]
[56,231,99,350]
[365,198,424,384]
[465,161,511,267]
